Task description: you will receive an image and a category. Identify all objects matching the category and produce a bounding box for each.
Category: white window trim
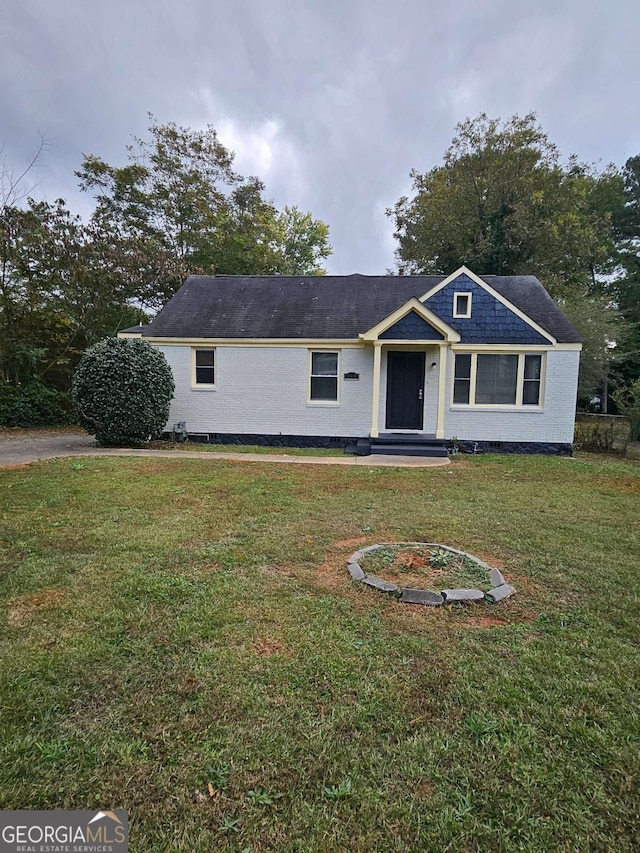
[191,347,216,390]
[307,349,341,406]
[453,291,472,319]
[451,351,545,409]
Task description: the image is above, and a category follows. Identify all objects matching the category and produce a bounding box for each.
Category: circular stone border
[347,543,515,606]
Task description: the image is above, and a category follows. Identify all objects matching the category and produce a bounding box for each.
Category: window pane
[311,352,338,376]
[453,379,470,404]
[455,294,470,315]
[523,381,540,405]
[311,376,338,400]
[475,355,517,404]
[524,354,542,380]
[196,350,214,368]
[454,353,471,379]
[196,366,214,384]
[194,349,214,384]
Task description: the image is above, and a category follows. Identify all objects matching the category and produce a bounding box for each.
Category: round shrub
[72,338,174,446]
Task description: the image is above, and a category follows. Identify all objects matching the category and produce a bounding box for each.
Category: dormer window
[453,292,472,318]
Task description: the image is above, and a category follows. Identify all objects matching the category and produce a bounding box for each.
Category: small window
[453,292,472,318]
[194,349,215,385]
[453,353,471,404]
[523,354,542,405]
[310,351,339,401]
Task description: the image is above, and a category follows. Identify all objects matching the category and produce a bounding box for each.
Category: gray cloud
[1,0,638,273]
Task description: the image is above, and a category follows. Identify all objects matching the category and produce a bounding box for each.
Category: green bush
[72,338,174,446]
[573,420,617,452]
[573,415,631,452]
[612,380,640,442]
[0,381,71,427]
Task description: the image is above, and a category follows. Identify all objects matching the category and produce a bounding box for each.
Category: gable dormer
[421,267,555,345]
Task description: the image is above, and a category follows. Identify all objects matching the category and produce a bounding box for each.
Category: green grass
[166,441,344,456]
[0,453,639,852]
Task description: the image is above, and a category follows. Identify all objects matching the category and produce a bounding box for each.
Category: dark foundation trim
[450,440,573,456]
[160,432,574,456]
[161,431,358,450]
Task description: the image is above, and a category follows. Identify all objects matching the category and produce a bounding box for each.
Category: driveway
[0,429,450,468]
[0,430,98,466]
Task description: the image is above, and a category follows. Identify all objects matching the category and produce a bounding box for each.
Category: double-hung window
[192,348,215,387]
[453,353,472,404]
[309,351,339,402]
[452,352,543,407]
[522,354,542,405]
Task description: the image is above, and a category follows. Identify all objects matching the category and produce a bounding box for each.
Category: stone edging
[347,543,515,606]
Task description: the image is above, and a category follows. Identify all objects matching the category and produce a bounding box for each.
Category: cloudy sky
[1,0,638,273]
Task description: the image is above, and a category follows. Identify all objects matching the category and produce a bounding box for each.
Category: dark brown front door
[385,351,425,430]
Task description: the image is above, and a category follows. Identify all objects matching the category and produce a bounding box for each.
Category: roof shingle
[127,273,581,343]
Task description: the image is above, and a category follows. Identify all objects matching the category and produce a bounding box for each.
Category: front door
[385,351,425,430]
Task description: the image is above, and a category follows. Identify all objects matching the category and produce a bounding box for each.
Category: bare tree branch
[0,131,52,207]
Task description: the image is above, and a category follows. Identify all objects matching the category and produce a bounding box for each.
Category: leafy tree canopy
[388,113,639,407]
[76,116,331,299]
[388,113,619,299]
[0,119,331,401]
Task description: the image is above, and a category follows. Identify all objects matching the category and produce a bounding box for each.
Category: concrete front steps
[355,433,449,458]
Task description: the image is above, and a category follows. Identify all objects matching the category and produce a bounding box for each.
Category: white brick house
[119,267,582,456]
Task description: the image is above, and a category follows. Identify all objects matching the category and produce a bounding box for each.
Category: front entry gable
[360,297,459,343]
[379,310,444,340]
[422,269,555,345]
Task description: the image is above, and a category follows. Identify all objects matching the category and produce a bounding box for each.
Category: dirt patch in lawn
[471,552,507,569]
[334,536,368,549]
[7,589,66,626]
[413,780,435,800]
[252,636,291,657]
[367,549,457,589]
[312,558,352,593]
[359,545,493,592]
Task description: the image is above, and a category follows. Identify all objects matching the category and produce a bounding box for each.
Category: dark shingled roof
[123,274,581,343]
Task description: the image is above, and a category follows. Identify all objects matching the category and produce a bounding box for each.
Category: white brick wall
[157,344,374,436]
[155,343,579,443]
[443,349,579,443]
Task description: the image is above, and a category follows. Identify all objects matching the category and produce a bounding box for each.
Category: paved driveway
[0,429,450,468]
[0,430,98,466]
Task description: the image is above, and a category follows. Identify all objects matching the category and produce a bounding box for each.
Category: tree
[72,338,174,446]
[1,133,49,208]
[612,379,640,442]
[0,120,331,420]
[607,156,640,393]
[0,198,148,389]
[388,112,629,406]
[77,116,331,294]
[273,206,332,274]
[388,113,617,299]
[559,295,624,410]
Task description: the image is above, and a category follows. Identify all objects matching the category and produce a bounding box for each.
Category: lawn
[0,453,638,852]
[155,441,345,457]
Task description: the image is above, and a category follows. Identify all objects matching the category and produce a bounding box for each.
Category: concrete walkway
[0,430,450,469]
